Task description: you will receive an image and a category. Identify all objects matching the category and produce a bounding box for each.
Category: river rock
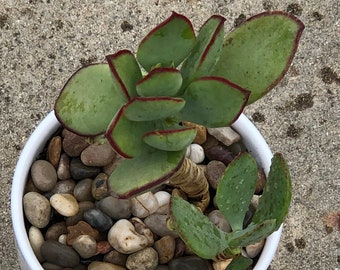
[205,145,234,165]
[47,136,62,167]
[207,127,241,146]
[70,158,101,180]
[74,178,94,202]
[65,201,95,226]
[45,221,67,241]
[212,259,232,270]
[57,153,71,180]
[126,247,158,270]
[255,169,266,194]
[169,256,212,270]
[97,196,131,219]
[144,214,178,237]
[41,240,80,267]
[72,234,97,259]
[103,250,127,266]
[88,261,126,270]
[154,236,175,264]
[208,210,232,233]
[41,262,64,270]
[28,226,44,262]
[131,191,159,218]
[84,208,113,232]
[52,179,76,194]
[96,240,113,255]
[186,144,205,164]
[50,193,79,217]
[62,129,89,157]
[23,191,51,228]
[81,142,116,167]
[31,160,57,192]
[154,191,171,215]
[206,160,226,189]
[67,221,100,245]
[92,173,110,200]
[246,239,265,258]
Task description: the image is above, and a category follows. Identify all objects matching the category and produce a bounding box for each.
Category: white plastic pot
[11,111,282,270]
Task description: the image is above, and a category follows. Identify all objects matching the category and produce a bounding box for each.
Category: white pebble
[186,144,205,164]
[50,193,79,217]
[28,226,44,262]
[154,191,171,214]
[130,192,159,218]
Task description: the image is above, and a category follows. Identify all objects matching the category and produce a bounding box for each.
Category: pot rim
[11,111,282,270]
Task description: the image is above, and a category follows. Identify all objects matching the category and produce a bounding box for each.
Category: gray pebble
[92,173,109,200]
[208,210,232,233]
[126,247,158,270]
[81,142,116,167]
[45,221,67,241]
[154,236,175,264]
[207,127,241,146]
[144,214,178,237]
[103,250,128,266]
[23,192,51,228]
[97,196,131,219]
[62,129,89,157]
[72,234,97,259]
[84,208,113,232]
[31,160,57,192]
[57,153,71,180]
[205,145,234,165]
[52,179,76,194]
[74,178,94,202]
[168,256,212,270]
[70,158,101,180]
[65,201,95,226]
[206,160,226,189]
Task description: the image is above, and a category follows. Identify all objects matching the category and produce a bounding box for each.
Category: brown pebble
[81,142,116,167]
[62,129,89,157]
[103,250,128,266]
[96,240,113,255]
[255,169,267,194]
[48,136,62,167]
[66,221,100,245]
[45,221,67,241]
[154,236,176,264]
[206,160,226,190]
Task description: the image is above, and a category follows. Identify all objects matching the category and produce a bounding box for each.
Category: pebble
[154,236,175,264]
[246,239,265,258]
[88,261,126,270]
[96,241,113,255]
[182,121,207,144]
[168,256,212,270]
[205,145,234,165]
[70,158,101,180]
[41,262,64,270]
[84,208,113,232]
[126,247,158,270]
[97,196,131,219]
[47,136,62,167]
[62,129,89,157]
[255,169,267,194]
[154,191,171,215]
[72,235,97,259]
[52,179,76,194]
[206,160,226,189]
[66,201,95,226]
[23,192,51,228]
[155,266,169,270]
[58,234,67,245]
[130,191,159,218]
[103,250,127,266]
[208,210,232,233]
[24,178,40,193]
[186,144,205,164]
[45,221,68,241]
[130,217,154,246]
[81,142,116,167]
[74,178,94,202]
[174,238,186,258]
[92,173,110,200]
[212,259,232,270]
[251,195,261,209]
[28,226,44,262]
[207,127,241,146]
[41,240,80,268]
[57,153,71,180]
[66,221,100,245]
[144,214,178,237]
[50,193,79,217]
[30,160,58,192]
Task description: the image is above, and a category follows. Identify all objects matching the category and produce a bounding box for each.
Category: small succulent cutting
[55,10,304,268]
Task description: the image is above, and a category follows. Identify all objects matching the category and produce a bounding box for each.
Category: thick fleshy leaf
[216,153,258,231]
[124,97,185,121]
[143,127,196,151]
[212,11,304,104]
[252,153,292,230]
[55,64,123,136]
[137,12,196,71]
[136,68,183,97]
[170,196,229,259]
[105,106,160,158]
[106,50,142,101]
[226,256,253,270]
[108,148,185,198]
[179,77,250,127]
[181,15,225,90]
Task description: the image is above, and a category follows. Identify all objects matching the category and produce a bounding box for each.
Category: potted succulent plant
[12,10,304,270]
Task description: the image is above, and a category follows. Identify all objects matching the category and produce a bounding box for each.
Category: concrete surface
[0,0,338,269]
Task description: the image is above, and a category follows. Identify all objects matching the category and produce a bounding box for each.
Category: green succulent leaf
[181,15,225,90]
[252,153,292,231]
[137,12,196,71]
[55,64,124,136]
[212,11,305,104]
[136,67,183,97]
[170,196,229,259]
[179,77,250,127]
[108,148,185,198]
[225,256,253,270]
[106,50,142,101]
[216,153,258,231]
[124,97,186,121]
[143,127,196,151]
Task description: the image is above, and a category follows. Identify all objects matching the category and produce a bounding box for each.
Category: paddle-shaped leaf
[252,153,292,230]
[106,50,142,101]
[124,97,185,121]
[179,77,250,127]
[216,153,258,231]
[136,68,183,97]
[137,12,196,71]
[108,148,185,198]
[170,196,229,259]
[212,11,304,104]
[143,127,196,151]
[55,64,124,136]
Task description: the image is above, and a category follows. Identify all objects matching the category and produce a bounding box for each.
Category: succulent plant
[54,10,304,268]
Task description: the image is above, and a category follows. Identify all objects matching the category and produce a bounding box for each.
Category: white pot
[11,111,282,270]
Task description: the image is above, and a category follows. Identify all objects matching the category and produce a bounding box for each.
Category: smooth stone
[41,262,64,270]
[67,221,100,245]
[130,191,159,218]
[255,169,267,194]
[183,121,207,145]
[28,226,44,262]
[212,259,232,270]
[126,247,158,270]
[23,192,51,228]
[246,239,265,258]
[92,173,110,200]
[243,203,256,228]
[208,210,232,233]
[168,256,212,270]
[103,155,125,175]
[47,136,62,167]
[70,158,101,180]
[174,238,186,258]
[62,129,89,157]
[97,196,131,219]
[154,191,171,215]
[50,193,79,217]
[97,240,113,255]
[103,250,127,266]
[251,195,261,209]
[74,178,94,202]
[130,217,154,246]
[57,153,71,180]
[84,208,113,232]
[31,160,58,192]
[72,234,97,259]
[186,144,205,164]
[155,266,170,270]
[52,179,76,194]
[65,201,95,226]
[45,221,67,241]
[206,160,226,189]
[58,234,67,245]
[41,240,80,268]
[144,214,178,237]
[154,236,175,264]
[207,127,241,146]
[81,142,116,167]
[88,261,126,270]
[205,145,234,165]
[24,177,40,193]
